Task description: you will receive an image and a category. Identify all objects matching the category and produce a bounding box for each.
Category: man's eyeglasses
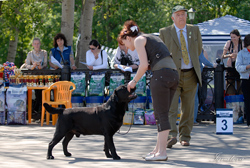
[89,47,96,50]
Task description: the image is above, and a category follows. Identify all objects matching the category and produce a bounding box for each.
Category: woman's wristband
[132,79,137,83]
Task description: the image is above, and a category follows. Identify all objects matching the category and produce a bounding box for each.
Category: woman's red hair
[118,20,140,45]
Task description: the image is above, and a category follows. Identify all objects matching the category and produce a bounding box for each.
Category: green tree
[1,0,250,67]
[92,0,170,49]
[0,0,59,66]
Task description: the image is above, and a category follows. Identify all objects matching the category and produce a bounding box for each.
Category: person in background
[25,37,47,121]
[159,5,202,147]
[222,29,243,95]
[235,34,250,128]
[49,33,77,70]
[86,40,108,70]
[112,40,140,72]
[222,29,243,67]
[194,49,215,125]
[121,20,179,161]
[26,38,47,70]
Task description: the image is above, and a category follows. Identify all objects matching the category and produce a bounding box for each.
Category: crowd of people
[23,5,250,162]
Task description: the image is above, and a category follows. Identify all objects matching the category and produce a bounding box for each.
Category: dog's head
[112,84,137,103]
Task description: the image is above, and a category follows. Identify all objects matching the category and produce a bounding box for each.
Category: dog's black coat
[43,84,137,160]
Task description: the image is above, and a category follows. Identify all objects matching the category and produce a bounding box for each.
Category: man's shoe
[180,140,190,146]
[167,137,177,148]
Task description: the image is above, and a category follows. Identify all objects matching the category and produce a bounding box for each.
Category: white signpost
[216,108,233,134]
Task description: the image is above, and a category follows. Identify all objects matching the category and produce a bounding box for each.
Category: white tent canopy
[196,15,250,63]
[197,15,250,45]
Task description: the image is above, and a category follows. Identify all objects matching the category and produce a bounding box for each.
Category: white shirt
[86,50,108,70]
[174,24,193,69]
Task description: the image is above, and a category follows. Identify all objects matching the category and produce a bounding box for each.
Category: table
[27,86,48,124]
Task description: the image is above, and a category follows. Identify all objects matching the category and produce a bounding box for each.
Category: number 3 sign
[216,108,233,134]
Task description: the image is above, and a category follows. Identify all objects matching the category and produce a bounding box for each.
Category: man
[159,5,202,147]
[112,43,139,72]
[25,38,48,121]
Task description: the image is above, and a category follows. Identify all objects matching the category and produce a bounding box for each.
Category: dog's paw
[47,155,54,159]
[64,152,72,157]
[113,155,121,160]
[105,153,112,158]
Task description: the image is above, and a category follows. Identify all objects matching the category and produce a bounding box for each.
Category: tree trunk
[75,0,86,67]
[6,33,18,63]
[61,0,75,47]
[79,0,96,69]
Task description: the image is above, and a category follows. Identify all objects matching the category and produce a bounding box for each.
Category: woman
[236,34,250,128]
[222,29,243,95]
[86,40,108,70]
[25,37,47,120]
[222,29,243,67]
[26,38,47,70]
[119,20,178,161]
[49,33,77,70]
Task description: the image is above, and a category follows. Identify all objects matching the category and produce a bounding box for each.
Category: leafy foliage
[0,0,250,67]
[0,0,81,67]
[92,0,170,49]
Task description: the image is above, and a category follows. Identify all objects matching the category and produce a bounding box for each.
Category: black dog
[43,84,137,160]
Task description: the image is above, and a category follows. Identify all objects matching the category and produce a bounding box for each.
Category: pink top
[223,40,243,67]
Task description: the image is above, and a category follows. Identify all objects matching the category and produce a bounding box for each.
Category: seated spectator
[112,42,139,72]
[49,33,77,70]
[25,37,47,121]
[222,29,243,95]
[86,40,108,70]
[222,29,243,67]
[25,38,47,70]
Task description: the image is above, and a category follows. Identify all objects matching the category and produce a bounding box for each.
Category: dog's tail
[43,103,64,114]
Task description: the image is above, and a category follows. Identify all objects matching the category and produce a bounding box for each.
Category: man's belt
[181,67,194,72]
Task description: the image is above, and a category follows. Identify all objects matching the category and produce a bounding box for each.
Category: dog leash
[117,119,133,135]
[116,105,134,135]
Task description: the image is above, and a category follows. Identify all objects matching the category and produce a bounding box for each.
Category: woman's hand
[37,64,42,69]
[127,80,136,92]
[231,53,237,59]
[71,65,77,70]
[94,55,98,60]
[32,62,37,69]
[87,65,93,70]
